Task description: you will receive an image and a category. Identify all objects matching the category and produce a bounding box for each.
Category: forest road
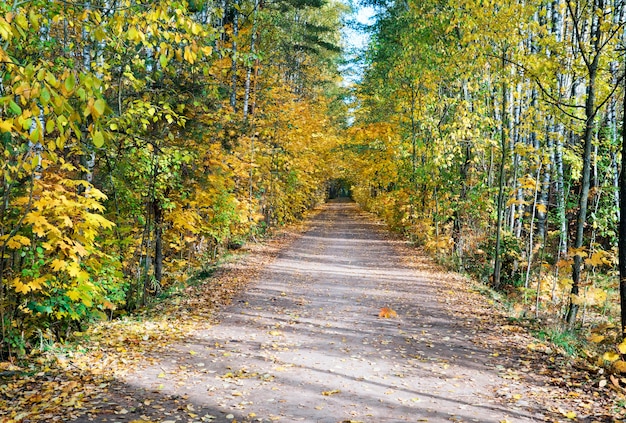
[81,200,563,423]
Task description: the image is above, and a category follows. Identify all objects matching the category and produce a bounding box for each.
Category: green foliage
[0,0,347,356]
[346,0,624,332]
[533,327,580,357]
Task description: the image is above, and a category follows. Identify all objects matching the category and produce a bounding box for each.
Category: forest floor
[1,200,621,423]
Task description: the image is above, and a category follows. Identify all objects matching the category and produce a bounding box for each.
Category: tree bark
[153,200,163,285]
[565,0,602,326]
[618,55,626,336]
[243,0,259,120]
[536,120,553,242]
[493,51,509,288]
[230,0,239,111]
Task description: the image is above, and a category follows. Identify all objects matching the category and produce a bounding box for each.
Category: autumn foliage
[0,0,346,357]
[378,307,397,318]
[346,0,626,337]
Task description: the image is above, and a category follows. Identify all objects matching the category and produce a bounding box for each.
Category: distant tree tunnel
[327,178,353,199]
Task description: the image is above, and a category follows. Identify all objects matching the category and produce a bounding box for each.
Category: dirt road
[80,201,577,422]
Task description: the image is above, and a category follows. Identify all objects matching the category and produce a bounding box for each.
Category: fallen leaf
[614,360,626,373]
[589,334,605,343]
[379,307,398,318]
[562,410,576,419]
[603,351,620,362]
[321,389,341,396]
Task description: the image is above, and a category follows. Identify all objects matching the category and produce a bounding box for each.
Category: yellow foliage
[613,360,626,373]
[568,246,587,258]
[584,249,613,268]
[588,334,605,343]
[603,351,620,363]
[5,234,31,249]
[570,294,584,306]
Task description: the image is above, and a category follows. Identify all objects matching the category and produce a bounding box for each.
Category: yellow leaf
[67,261,81,278]
[556,259,573,268]
[76,270,89,283]
[585,250,606,267]
[589,334,605,343]
[24,212,49,235]
[127,27,140,42]
[15,13,28,30]
[0,119,13,132]
[6,235,30,249]
[66,290,81,302]
[618,340,626,355]
[535,203,547,214]
[73,242,88,257]
[562,410,576,420]
[520,176,537,190]
[12,277,30,294]
[603,351,620,362]
[93,130,104,148]
[506,198,526,207]
[29,276,45,292]
[613,360,626,373]
[183,46,196,64]
[568,246,587,258]
[93,99,106,116]
[321,389,340,396]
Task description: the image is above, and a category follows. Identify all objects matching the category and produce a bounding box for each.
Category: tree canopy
[0,0,347,356]
[346,0,626,338]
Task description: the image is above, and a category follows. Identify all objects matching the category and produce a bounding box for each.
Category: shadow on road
[69,201,582,423]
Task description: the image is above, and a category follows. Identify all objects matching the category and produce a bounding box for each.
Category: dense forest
[4,0,626,371]
[0,0,347,357]
[348,0,626,349]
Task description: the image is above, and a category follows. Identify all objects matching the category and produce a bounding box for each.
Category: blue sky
[341,5,376,84]
[344,6,375,50]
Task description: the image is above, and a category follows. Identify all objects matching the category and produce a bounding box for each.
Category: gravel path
[82,200,558,422]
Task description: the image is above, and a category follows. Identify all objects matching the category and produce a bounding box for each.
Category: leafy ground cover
[0,217,312,423]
